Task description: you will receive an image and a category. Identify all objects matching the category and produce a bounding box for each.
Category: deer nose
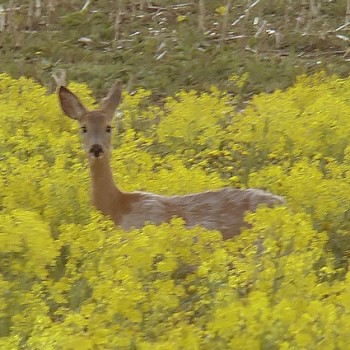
[90,144,103,157]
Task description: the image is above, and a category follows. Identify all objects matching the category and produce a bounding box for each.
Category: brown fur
[58,82,284,240]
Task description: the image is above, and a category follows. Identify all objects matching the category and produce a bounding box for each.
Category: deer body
[119,188,282,240]
[58,82,284,240]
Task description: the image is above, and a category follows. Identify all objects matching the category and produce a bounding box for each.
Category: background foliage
[1,73,350,348]
[0,0,349,99]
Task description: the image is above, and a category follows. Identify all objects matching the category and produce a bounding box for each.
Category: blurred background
[0,0,349,98]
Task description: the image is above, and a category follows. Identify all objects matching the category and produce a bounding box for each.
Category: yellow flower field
[1,72,350,349]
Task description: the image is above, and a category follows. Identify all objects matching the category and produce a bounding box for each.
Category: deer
[58,81,284,240]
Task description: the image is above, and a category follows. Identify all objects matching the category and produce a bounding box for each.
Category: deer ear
[101,81,122,120]
[58,86,88,120]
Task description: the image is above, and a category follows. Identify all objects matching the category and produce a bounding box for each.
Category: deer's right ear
[58,86,87,120]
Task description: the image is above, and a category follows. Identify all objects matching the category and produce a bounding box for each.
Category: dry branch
[81,0,91,12]
[52,69,67,88]
[231,0,261,28]
[114,8,122,41]
[221,0,231,39]
[27,1,33,30]
[35,0,41,18]
[334,21,350,32]
[0,5,5,32]
[198,0,205,32]
[309,0,320,18]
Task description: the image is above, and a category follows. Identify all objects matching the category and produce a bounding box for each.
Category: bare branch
[231,0,261,28]
[0,5,6,32]
[52,69,67,88]
[327,21,350,33]
[81,0,91,12]
[27,1,33,30]
[254,20,267,38]
[198,0,205,32]
[222,0,231,39]
[35,0,41,18]
[309,0,320,18]
[114,8,122,41]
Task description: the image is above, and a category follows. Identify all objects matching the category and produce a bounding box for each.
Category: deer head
[58,81,122,159]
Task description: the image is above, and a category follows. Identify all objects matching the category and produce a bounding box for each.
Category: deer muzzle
[90,144,104,158]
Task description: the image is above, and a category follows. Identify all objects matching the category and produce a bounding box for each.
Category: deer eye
[81,126,87,133]
[106,126,112,133]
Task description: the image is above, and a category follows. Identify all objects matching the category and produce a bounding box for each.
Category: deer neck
[88,154,122,216]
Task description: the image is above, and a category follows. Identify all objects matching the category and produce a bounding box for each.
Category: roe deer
[58,81,284,240]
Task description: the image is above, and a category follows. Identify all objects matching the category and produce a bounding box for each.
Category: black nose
[90,144,103,157]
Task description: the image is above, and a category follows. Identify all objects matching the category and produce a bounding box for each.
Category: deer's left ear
[101,81,122,120]
[58,86,88,121]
